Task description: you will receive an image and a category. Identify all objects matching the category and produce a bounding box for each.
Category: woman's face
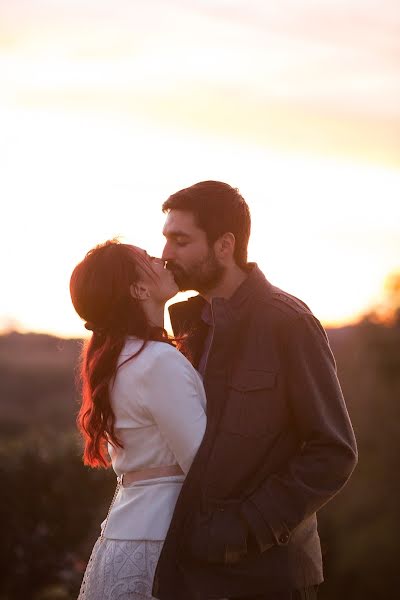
[130,246,179,303]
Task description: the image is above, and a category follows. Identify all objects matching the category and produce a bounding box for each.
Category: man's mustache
[165,261,183,274]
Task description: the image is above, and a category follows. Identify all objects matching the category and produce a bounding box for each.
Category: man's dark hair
[162,180,251,267]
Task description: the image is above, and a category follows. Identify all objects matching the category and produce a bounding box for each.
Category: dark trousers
[227,585,319,600]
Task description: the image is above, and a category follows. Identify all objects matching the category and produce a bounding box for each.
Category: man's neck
[202,264,248,303]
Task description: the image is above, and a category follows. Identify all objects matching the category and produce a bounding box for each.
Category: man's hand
[184,502,249,565]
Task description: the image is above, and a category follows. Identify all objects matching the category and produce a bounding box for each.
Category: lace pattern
[78,537,164,600]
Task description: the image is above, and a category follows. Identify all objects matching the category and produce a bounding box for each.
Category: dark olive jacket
[152,264,357,600]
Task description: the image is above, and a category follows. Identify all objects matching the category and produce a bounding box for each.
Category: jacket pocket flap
[230,370,276,391]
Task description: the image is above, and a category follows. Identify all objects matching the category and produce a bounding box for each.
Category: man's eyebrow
[163,230,191,239]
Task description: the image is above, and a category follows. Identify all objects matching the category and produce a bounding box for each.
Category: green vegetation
[0,318,399,599]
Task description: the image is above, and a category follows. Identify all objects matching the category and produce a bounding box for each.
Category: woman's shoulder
[146,340,192,368]
[121,338,192,369]
[120,337,172,355]
[147,343,202,385]
[119,339,203,401]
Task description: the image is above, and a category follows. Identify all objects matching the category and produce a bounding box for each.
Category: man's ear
[215,232,235,260]
[130,282,150,301]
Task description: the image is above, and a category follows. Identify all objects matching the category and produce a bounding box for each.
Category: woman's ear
[130,282,150,301]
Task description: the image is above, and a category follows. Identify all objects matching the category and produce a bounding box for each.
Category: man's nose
[161,242,173,261]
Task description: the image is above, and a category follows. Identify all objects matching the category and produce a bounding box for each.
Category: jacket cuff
[241,497,290,552]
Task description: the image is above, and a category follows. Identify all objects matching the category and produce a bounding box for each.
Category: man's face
[162,209,224,293]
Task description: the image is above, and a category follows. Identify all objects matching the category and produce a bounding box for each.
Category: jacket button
[279,533,289,544]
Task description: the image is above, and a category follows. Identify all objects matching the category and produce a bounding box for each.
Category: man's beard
[168,250,224,294]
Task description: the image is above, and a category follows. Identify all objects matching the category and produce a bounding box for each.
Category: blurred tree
[0,432,115,599]
[318,299,400,599]
[364,271,400,325]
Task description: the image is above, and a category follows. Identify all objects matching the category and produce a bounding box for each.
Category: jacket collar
[224,262,272,310]
[168,263,272,335]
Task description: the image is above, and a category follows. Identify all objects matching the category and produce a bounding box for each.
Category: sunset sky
[1,0,399,338]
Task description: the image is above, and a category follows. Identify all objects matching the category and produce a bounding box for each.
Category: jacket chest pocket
[223,370,278,438]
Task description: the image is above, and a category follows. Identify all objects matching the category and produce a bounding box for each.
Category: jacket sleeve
[241,314,358,551]
[140,348,207,474]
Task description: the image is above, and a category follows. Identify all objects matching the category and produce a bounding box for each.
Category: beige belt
[117,464,184,486]
[100,464,184,542]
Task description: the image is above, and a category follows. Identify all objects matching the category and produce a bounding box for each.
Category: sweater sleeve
[140,347,207,474]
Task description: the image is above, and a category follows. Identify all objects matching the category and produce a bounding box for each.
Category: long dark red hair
[70,239,169,468]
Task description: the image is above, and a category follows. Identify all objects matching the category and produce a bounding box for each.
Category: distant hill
[0,332,83,436]
[0,331,82,367]
[0,326,352,437]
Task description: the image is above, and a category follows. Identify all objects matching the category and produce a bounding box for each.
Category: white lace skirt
[77,537,164,600]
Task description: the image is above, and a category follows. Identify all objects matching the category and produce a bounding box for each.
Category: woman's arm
[140,347,207,474]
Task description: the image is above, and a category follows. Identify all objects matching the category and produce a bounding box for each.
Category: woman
[69,239,206,600]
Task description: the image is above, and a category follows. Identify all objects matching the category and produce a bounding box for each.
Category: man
[152,181,357,600]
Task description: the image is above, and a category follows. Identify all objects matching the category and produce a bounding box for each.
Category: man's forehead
[162,209,199,236]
